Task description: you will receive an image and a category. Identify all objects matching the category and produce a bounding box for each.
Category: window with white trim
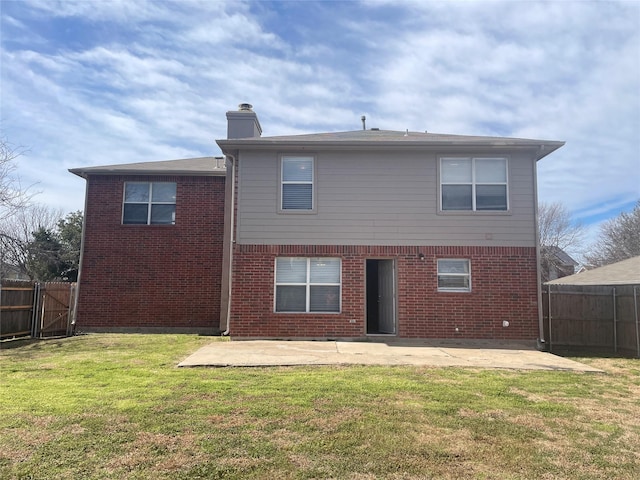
[281,156,314,210]
[437,259,471,292]
[275,257,341,312]
[123,182,176,225]
[441,157,508,211]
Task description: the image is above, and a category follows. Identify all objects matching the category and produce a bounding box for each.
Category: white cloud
[354,1,640,220]
[0,0,637,225]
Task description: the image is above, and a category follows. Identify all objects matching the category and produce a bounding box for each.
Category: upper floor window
[275,257,341,313]
[123,182,176,225]
[441,158,508,211]
[281,156,314,211]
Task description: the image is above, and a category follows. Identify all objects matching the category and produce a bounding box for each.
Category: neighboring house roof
[546,255,640,286]
[69,157,226,178]
[541,246,579,267]
[217,129,564,160]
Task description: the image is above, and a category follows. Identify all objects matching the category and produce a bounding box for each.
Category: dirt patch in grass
[105,431,206,476]
[0,415,57,464]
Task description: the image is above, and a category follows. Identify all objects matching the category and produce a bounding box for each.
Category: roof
[542,246,579,266]
[546,255,640,286]
[217,129,564,160]
[69,157,226,178]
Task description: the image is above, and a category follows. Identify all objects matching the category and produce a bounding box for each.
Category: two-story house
[71,104,563,342]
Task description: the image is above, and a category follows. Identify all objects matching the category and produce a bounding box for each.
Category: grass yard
[0,335,639,479]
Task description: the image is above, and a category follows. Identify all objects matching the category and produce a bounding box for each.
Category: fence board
[1,281,77,339]
[543,284,640,357]
[38,282,77,338]
[1,280,35,339]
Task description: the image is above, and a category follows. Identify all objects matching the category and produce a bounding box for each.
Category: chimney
[226,103,262,139]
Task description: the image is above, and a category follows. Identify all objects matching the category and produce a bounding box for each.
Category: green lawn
[1,334,639,479]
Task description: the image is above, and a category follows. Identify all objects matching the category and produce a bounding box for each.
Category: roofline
[545,280,640,286]
[69,167,227,179]
[216,138,565,160]
[69,157,227,179]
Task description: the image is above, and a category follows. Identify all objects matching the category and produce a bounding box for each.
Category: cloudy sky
[1,0,639,242]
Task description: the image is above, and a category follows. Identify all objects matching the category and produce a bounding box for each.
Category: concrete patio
[178,339,602,372]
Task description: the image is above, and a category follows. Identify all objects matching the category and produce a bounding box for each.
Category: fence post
[66,284,76,337]
[613,287,617,354]
[547,284,553,353]
[30,283,40,338]
[634,286,639,359]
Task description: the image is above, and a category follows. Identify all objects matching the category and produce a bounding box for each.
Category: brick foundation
[75,174,225,331]
[229,245,540,340]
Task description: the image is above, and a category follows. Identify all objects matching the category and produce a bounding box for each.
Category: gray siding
[236,150,537,247]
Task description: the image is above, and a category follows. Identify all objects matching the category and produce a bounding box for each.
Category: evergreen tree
[26,227,66,281]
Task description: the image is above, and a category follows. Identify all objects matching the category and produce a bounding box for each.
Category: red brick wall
[230,245,540,340]
[76,174,225,332]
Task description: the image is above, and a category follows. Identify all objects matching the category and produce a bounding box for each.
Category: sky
[1,0,639,248]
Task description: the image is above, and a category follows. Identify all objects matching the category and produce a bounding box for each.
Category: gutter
[221,154,236,336]
[216,138,566,157]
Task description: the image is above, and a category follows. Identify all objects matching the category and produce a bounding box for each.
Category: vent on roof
[238,103,253,111]
[370,128,379,131]
[214,156,225,169]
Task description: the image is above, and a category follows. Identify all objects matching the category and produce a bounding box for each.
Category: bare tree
[538,202,585,282]
[0,204,63,279]
[0,137,32,221]
[585,200,640,267]
[1,137,31,282]
[2,204,63,242]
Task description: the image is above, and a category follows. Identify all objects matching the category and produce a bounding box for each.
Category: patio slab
[178,340,602,372]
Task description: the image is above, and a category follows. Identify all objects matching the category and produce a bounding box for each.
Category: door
[366,259,396,335]
[377,260,396,334]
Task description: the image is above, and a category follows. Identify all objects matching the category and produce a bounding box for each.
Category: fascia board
[217,139,565,157]
[68,168,226,179]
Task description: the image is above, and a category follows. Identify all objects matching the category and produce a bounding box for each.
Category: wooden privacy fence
[542,284,640,357]
[0,280,77,340]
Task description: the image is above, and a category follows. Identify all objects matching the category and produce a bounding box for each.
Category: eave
[216,132,564,161]
[69,156,226,179]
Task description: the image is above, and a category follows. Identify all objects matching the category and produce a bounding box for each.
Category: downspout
[222,154,236,336]
[71,174,90,332]
[533,145,546,350]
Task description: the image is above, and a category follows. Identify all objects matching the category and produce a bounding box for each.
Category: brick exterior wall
[76,174,225,332]
[229,245,540,340]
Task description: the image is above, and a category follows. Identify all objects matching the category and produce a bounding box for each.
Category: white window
[437,259,471,292]
[441,158,508,211]
[275,257,341,312]
[123,182,176,225]
[281,156,314,211]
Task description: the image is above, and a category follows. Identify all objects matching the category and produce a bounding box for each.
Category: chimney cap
[238,103,253,111]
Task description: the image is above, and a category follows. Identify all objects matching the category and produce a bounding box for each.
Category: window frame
[122,181,177,225]
[274,257,341,313]
[437,258,472,292]
[278,155,317,214]
[439,157,509,213]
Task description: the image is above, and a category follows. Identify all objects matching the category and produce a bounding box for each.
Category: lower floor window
[437,259,471,291]
[275,257,341,312]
